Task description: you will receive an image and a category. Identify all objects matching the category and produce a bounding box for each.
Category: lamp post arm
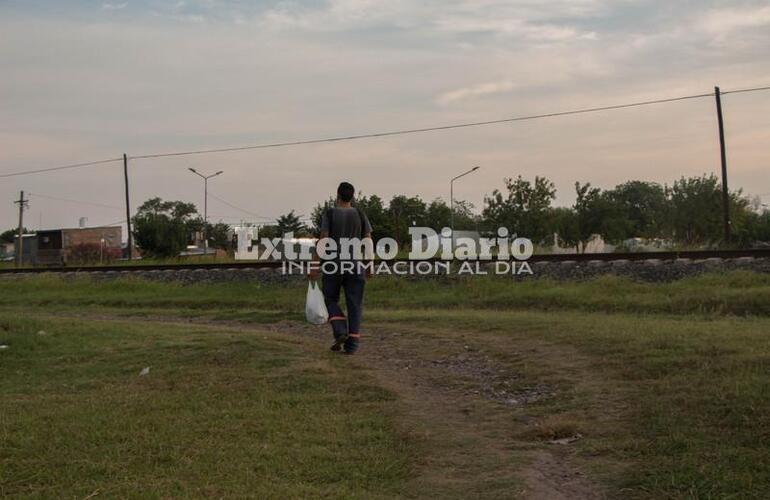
[449,166,480,253]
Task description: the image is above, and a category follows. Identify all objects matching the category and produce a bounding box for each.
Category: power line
[2,85,770,179]
[721,85,770,95]
[0,157,122,179]
[130,92,721,160]
[207,192,276,220]
[128,85,770,160]
[28,192,123,210]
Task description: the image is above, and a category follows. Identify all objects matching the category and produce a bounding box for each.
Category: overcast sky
[2,0,769,233]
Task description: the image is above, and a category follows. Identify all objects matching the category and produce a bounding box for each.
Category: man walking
[312,182,372,354]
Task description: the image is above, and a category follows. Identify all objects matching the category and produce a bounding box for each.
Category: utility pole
[188,168,223,254]
[714,87,731,244]
[123,154,133,260]
[14,191,28,268]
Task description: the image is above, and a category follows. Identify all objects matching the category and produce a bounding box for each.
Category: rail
[2,249,769,274]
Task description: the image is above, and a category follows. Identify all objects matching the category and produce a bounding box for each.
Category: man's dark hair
[337,182,355,202]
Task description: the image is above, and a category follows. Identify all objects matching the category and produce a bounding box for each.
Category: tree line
[295,174,769,251]
[482,174,770,251]
[7,173,766,259]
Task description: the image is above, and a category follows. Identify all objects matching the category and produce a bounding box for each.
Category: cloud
[436,81,517,105]
[433,17,596,41]
[2,0,770,232]
[254,0,600,42]
[698,5,770,38]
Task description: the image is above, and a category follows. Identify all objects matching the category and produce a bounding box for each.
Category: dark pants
[322,271,365,347]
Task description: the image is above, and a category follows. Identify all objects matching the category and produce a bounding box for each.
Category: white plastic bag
[305,281,329,325]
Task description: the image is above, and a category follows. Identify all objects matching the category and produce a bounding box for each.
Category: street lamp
[188,168,223,253]
[450,166,480,251]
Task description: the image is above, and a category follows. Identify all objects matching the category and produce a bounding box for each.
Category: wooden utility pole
[123,154,133,260]
[14,191,28,268]
[714,86,731,244]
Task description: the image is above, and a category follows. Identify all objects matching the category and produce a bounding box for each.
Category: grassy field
[1,272,769,498]
[2,271,770,316]
[0,314,408,498]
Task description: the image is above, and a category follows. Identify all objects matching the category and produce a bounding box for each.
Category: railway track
[2,249,769,274]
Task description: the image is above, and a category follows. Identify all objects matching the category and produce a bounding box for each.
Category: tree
[668,175,719,246]
[276,210,306,235]
[1,228,31,244]
[425,199,451,230]
[354,194,389,240]
[137,197,197,219]
[606,181,669,239]
[571,182,628,252]
[725,197,758,248]
[259,225,280,239]
[132,197,199,258]
[206,222,232,250]
[667,175,747,247]
[549,207,580,251]
[742,209,770,245]
[425,198,476,232]
[483,176,556,244]
[311,198,335,234]
[387,195,427,246]
[573,183,604,252]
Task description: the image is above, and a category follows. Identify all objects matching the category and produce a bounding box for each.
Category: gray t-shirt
[320,207,372,240]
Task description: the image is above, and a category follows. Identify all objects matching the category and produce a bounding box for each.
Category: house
[0,241,15,260]
[16,226,123,266]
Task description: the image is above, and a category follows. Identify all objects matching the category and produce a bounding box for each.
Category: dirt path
[44,312,609,499]
[270,320,606,499]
